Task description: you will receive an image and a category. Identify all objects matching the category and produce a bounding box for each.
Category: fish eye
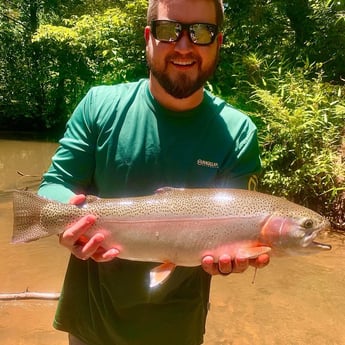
[303,219,314,229]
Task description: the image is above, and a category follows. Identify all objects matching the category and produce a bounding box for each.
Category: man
[39,0,269,344]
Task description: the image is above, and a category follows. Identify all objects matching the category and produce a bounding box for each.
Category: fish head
[259,211,331,256]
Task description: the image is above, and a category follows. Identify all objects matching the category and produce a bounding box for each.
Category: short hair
[147,0,224,28]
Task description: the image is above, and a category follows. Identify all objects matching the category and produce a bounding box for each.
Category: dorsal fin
[155,187,185,194]
[85,195,100,203]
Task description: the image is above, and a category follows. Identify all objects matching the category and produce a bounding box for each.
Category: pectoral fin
[150,262,176,288]
[237,246,271,260]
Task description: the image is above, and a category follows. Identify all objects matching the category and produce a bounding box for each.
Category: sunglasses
[150,20,218,46]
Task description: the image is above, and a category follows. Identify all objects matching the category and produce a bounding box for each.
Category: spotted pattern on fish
[12,188,331,267]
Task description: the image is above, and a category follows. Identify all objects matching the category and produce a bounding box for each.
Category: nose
[174,30,194,53]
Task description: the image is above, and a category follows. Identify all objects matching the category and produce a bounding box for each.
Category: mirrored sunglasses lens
[190,24,216,44]
[155,22,180,42]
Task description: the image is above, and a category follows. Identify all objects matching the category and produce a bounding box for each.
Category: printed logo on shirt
[197,159,219,169]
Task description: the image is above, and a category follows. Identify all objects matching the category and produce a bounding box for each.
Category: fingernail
[103,248,119,259]
[203,256,213,265]
[110,248,119,256]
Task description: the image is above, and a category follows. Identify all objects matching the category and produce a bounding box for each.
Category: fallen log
[0,290,60,301]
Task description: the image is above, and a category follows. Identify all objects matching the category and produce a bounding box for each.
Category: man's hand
[58,194,119,262]
[201,253,270,276]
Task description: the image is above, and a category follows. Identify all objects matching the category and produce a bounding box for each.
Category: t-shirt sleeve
[38,90,96,203]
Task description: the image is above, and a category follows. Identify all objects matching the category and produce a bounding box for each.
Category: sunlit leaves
[251,66,345,212]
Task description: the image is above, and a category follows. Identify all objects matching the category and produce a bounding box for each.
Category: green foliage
[216,0,345,101]
[0,0,148,130]
[0,2,44,129]
[250,64,345,212]
[1,0,344,130]
[31,2,148,124]
[306,0,345,81]
[1,0,345,219]
[211,0,345,215]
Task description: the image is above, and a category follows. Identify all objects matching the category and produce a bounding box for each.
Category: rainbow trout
[12,187,331,287]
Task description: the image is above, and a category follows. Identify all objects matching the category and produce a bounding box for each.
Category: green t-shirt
[39,79,261,345]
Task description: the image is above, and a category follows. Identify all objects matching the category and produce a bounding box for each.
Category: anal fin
[150,262,176,288]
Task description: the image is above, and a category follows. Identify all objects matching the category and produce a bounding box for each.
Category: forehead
[156,0,217,24]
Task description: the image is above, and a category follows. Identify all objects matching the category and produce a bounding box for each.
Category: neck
[149,75,204,112]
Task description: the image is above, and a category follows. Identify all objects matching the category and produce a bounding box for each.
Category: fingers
[202,252,270,276]
[218,254,232,274]
[59,214,99,260]
[60,215,98,248]
[201,255,221,275]
[59,198,119,262]
[249,253,270,269]
[232,257,249,273]
[69,194,86,205]
[72,233,119,263]
[201,254,233,275]
[94,248,120,262]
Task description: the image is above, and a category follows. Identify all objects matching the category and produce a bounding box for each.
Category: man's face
[145,0,222,99]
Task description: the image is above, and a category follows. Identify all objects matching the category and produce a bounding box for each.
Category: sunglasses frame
[150,20,219,46]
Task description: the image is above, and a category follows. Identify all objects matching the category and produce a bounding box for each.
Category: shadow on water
[0,138,345,345]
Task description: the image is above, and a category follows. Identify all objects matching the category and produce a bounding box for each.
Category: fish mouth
[300,231,318,247]
[300,231,331,251]
[309,240,332,251]
[292,238,332,256]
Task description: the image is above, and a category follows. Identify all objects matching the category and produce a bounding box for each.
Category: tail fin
[12,191,52,243]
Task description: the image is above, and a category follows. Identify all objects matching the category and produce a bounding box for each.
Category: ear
[144,26,151,44]
[217,33,223,47]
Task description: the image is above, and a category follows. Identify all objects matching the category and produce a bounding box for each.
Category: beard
[147,52,219,99]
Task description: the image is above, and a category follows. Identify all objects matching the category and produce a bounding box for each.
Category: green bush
[249,64,345,214]
[32,4,147,126]
[0,1,148,131]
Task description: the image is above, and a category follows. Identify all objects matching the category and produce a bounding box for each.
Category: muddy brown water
[0,138,344,345]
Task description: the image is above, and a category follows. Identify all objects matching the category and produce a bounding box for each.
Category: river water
[0,138,344,345]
